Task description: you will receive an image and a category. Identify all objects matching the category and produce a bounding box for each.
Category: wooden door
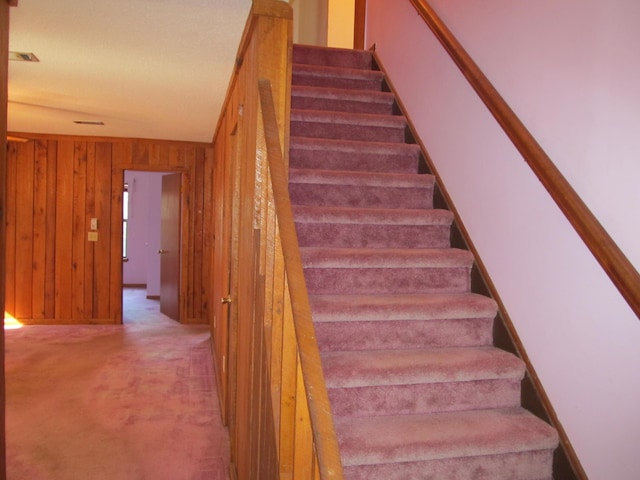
[160,173,181,321]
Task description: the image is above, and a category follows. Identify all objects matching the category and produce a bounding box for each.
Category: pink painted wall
[365,1,640,478]
[123,171,164,296]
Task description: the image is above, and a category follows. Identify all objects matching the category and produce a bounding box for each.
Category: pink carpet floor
[5,288,230,480]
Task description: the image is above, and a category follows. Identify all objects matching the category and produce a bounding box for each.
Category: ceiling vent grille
[9,51,39,62]
[73,120,105,126]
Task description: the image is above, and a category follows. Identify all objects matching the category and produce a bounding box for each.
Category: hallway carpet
[5,289,230,479]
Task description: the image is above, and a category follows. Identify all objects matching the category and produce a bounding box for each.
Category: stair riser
[291,120,405,143]
[295,224,451,249]
[304,267,471,295]
[290,148,420,174]
[328,378,521,417]
[315,318,493,351]
[293,73,383,91]
[342,450,554,480]
[292,95,394,115]
[289,184,433,210]
[293,48,373,69]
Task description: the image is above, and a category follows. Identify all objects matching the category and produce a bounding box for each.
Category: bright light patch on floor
[4,313,23,330]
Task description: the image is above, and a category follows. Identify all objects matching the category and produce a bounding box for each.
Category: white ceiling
[7,0,252,143]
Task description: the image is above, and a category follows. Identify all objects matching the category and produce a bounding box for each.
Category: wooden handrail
[258,78,345,479]
[409,0,640,319]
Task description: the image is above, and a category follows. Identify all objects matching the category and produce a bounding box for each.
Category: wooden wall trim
[7,131,211,147]
[1,1,9,477]
[353,0,366,49]
[408,0,640,321]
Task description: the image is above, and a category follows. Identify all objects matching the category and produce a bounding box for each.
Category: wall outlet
[90,218,98,230]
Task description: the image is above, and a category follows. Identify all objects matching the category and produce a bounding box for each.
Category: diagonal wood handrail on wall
[409,0,640,320]
[258,77,344,479]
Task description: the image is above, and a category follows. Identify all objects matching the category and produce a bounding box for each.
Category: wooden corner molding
[8,0,18,7]
[251,0,292,19]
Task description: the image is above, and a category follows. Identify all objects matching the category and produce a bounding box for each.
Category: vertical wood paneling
[181,171,192,320]
[211,121,233,423]
[202,147,214,331]
[84,143,96,318]
[109,165,123,322]
[71,142,87,320]
[4,144,16,317]
[293,359,314,479]
[2,4,10,476]
[5,136,211,325]
[94,142,112,319]
[207,2,333,478]
[132,142,149,166]
[44,142,58,318]
[32,140,48,319]
[184,158,196,320]
[193,149,205,320]
[54,141,74,319]
[14,142,34,319]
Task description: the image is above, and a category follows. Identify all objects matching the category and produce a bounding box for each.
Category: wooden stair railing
[258,77,344,479]
[210,1,343,478]
[409,0,640,321]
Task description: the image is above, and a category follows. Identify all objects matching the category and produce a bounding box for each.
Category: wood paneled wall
[2,2,11,477]
[209,2,296,478]
[5,134,213,325]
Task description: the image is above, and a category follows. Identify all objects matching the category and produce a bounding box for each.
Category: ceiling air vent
[73,120,105,126]
[9,51,39,62]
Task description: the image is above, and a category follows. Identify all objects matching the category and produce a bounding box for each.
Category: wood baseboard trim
[7,318,117,326]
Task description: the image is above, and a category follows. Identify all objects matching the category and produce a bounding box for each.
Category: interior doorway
[122,170,181,325]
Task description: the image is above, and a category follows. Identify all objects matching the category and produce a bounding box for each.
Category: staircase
[289,44,559,479]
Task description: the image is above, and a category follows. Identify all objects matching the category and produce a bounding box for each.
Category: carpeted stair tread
[322,347,525,388]
[291,85,395,115]
[293,44,374,70]
[289,168,434,189]
[291,109,407,143]
[289,181,433,210]
[289,169,434,209]
[290,137,421,174]
[334,408,559,467]
[341,451,554,480]
[292,85,394,104]
[300,247,473,268]
[290,136,421,157]
[328,376,522,418]
[293,66,385,91]
[293,205,453,225]
[291,109,405,129]
[293,63,384,83]
[310,293,496,351]
[309,293,498,322]
[300,248,473,295]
